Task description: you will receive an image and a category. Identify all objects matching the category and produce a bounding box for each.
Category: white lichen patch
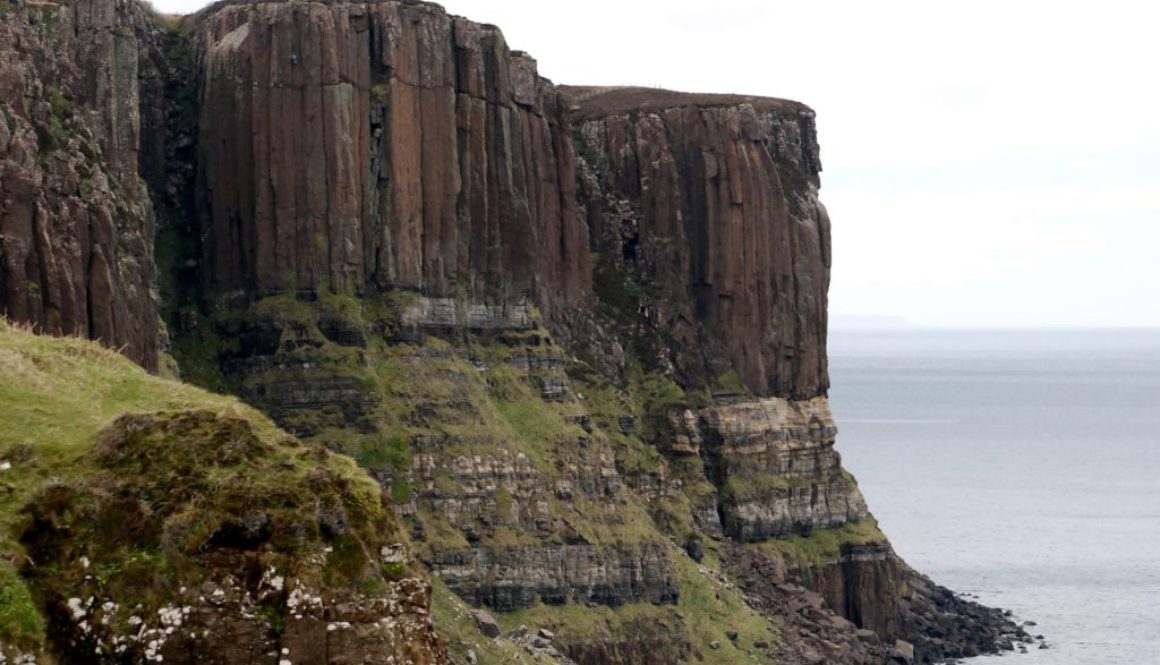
[67,597,86,620]
[380,544,410,564]
[258,566,285,600]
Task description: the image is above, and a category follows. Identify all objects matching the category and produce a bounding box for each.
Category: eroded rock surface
[673,396,869,542]
[0,0,162,369]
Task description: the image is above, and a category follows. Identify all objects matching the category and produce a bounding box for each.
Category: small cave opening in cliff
[621,234,639,262]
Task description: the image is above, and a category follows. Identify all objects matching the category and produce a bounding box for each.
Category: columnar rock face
[0,0,161,370]
[192,0,589,315]
[568,86,830,399]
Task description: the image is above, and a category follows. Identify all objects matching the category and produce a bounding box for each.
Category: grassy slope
[0,319,386,652]
[167,296,794,663]
[159,293,895,663]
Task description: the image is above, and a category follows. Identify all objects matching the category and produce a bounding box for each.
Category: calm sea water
[828,329,1160,665]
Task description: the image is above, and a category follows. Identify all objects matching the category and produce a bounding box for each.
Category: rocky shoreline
[724,545,1041,664]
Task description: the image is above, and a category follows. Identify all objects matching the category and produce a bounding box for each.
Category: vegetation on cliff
[0,318,445,662]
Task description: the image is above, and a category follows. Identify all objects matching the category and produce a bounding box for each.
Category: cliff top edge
[186,0,481,23]
[175,1,812,117]
[559,86,813,121]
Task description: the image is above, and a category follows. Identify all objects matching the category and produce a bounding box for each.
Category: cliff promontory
[0,1,1033,663]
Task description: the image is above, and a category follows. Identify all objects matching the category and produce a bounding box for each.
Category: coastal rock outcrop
[665,397,869,542]
[0,321,448,664]
[0,0,1035,663]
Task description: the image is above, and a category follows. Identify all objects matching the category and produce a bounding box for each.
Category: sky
[153,0,1160,327]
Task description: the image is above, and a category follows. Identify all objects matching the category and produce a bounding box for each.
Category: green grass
[497,599,691,661]
[672,556,779,663]
[750,518,888,568]
[0,561,44,647]
[715,370,747,394]
[489,553,781,664]
[0,318,404,652]
[430,579,541,664]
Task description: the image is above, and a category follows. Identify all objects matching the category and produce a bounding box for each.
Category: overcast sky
[154,0,1159,327]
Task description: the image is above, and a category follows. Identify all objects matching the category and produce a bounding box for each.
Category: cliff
[0,1,1034,663]
[0,0,161,370]
[568,85,829,399]
[193,0,588,315]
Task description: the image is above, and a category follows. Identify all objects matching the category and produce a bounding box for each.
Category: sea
[828,328,1160,665]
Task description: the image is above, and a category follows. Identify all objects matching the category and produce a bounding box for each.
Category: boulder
[470,609,501,638]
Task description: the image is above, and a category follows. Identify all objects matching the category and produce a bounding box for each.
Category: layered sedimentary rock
[192,0,588,316]
[430,542,679,611]
[673,397,869,542]
[0,0,161,369]
[196,294,687,620]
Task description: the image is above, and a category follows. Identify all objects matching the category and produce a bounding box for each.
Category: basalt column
[0,0,163,370]
[193,1,589,315]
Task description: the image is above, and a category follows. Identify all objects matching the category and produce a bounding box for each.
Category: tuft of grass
[715,370,747,394]
[0,561,44,647]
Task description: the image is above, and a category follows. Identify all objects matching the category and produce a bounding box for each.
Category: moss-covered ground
[0,318,404,655]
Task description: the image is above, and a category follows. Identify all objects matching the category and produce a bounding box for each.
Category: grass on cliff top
[749,518,888,568]
[0,318,278,546]
[488,553,780,664]
[0,318,394,652]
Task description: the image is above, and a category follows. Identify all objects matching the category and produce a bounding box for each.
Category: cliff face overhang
[0,1,1032,663]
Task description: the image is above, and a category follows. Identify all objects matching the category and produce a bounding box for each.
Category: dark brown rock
[470,608,501,638]
[0,0,162,370]
[568,86,830,399]
[190,1,590,318]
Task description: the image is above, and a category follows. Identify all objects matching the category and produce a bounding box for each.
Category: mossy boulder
[0,319,446,663]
